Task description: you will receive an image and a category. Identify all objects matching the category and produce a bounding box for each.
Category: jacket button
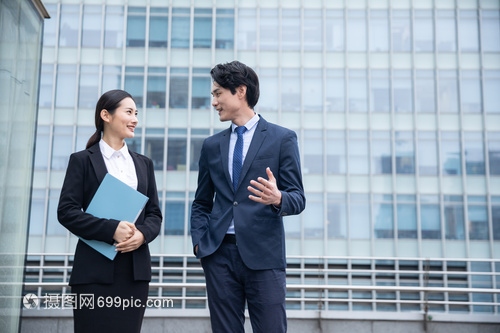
[233,201,238,206]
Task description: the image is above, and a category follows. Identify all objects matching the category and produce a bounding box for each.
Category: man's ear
[100,109,110,123]
[236,85,247,99]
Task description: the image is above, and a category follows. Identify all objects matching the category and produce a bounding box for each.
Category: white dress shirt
[226,113,260,234]
[99,139,138,190]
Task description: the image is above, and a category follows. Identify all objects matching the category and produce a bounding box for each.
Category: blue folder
[81,173,149,260]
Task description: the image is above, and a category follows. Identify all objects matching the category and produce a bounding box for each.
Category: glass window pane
[370,70,390,112]
[481,10,500,52]
[215,14,234,49]
[374,199,394,238]
[147,71,166,108]
[441,132,462,175]
[39,64,54,108]
[259,69,278,111]
[392,10,411,52]
[414,10,434,52]
[328,194,347,238]
[492,199,500,240]
[304,69,323,112]
[468,199,488,240]
[104,6,124,48]
[444,195,465,240]
[102,66,122,93]
[145,132,164,170]
[304,10,322,51]
[281,69,301,112]
[436,10,456,52]
[415,70,436,113]
[34,126,50,170]
[395,131,415,174]
[397,202,417,239]
[488,133,500,175]
[371,131,392,174]
[484,72,500,114]
[127,9,146,47]
[347,10,366,51]
[260,9,278,51]
[393,70,413,113]
[327,130,346,174]
[165,199,185,235]
[82,5,102,47]
[51,126,73,170]
[303,130,323,174]
[350,194,370,239]
[326,10,344,51]
[194,15,212,48]
[55,64,77,108]
[190,137,205,171]
[369,10,389,52]
[349,131,369,175]
[282,9,300,51]
[303,197,324,238]
[59,5,79,47]
[326,70,345,112]
[460,70,482,113]
[418,132,438,175]
[237,9,256,50]
[43,4,58,46]
[149,11,168,47]
[459,10,479,52]
[169,74,188,108]
[167,137,187,171]
[192,76,211,109]
[421,198,441,239]
[171,12,190,48]
[438,70,459,113]
[78,65,99,108]
[125,67,144,108]
[348,70,367,112]
[464,132,485,175]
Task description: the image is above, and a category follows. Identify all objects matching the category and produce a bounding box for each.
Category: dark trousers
[201,241,287,333]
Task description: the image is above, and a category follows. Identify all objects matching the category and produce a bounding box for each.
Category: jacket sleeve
[274,130,306,217]
[57,153,120,244]
[190,141,214,254]
[135,157,162,243]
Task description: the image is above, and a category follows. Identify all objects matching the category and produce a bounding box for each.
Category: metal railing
[22,253,500,321]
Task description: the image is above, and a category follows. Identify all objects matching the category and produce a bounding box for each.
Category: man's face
[211,81,243,122]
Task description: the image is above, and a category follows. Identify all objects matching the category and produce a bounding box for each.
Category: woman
[57,90,162,332]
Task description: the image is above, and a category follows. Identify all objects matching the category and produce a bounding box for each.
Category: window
[215,9,234,49]
[104,6,124,48]
[414,10,434,52]
[167,130,187,171]
[347,10,366,51]
[124,67,145,108]
[171,8,190,48]
[194,9,212,48]
[441,132,462,175]
[392,10,411,52]
[82,5,102,47]
[42,4,58,46]
[348,69,368,112]
[420,195,441,239]
[326,69,345,112]
[369,10,389,52]
[59,5,79,47]
[459,10,479,52]
[169,68,189,108]
[350,194,370,239]
[190,129,208,171]
[464,132,485,175]
[145,128,164,170]
[349,131,369,175]
[484,70,500,114]
[282,9,300,51]
[395,131,415,174]
[418,131,438,175]
[370,70,390,112]
[438,70,459,113]
[436,10,456,52]
[397,195,417,239]
[326,130,346,174]
[460,70,482,113]
[393,70,413,113]
[492,196,500,240]
[371,131,392,174]
[164,192,186,235]
[304,9,322,51]
[326,10,344,51]
[259,68,279,111]
[78,65,99,108]
[237,9,256,50]
[327,193,347,239]
[39,64,54,108]
[303,193,324,238]
[34,126,50,170]
[126,7,146,47]
[304,69,323,112]
[481,10,500,52]
[149,8,168,47]
[281,68,301,112]
[55,64,77,108]
[191,69,211,109]
[146,67,166,108]
[415,70,436,113]
[303,130,323,174]
[373,194,394,238]
[444,195,465,240]
[51,126,73,171]
[488,132,500,175]
[102,66,122,94]
[260,9,278,51]
[468,196,488,240]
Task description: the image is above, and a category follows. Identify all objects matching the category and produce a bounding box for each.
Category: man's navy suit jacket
[191,116,306,270]
[57,143,162,285]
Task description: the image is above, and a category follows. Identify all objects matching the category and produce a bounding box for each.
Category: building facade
[24,0,500,329]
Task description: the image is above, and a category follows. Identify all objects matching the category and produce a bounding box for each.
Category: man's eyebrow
[211,88,220,96]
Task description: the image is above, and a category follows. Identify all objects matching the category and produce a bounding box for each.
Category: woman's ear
[100,109,110,123]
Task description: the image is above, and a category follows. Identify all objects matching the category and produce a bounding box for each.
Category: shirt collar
[231,113,259,133]
[99,139,131,160]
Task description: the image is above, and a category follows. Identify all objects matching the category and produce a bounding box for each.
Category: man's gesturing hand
[248,167,282,207]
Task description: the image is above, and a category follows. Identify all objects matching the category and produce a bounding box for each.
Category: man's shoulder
[263,120,296,137]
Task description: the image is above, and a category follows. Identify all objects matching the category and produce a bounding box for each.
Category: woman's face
[103,97,138,140]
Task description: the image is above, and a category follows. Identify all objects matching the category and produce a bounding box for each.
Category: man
[191,60,306,333]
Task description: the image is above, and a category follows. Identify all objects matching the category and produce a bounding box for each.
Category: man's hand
[115,229,145,253]
[248,167,282,207]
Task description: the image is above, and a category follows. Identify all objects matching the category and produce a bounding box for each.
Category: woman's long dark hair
[86,90,134,149]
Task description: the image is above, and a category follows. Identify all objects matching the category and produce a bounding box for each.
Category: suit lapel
[130,151,147,195]
[236,116,268,191]
[219,126,233,191]
[88,143,107,183]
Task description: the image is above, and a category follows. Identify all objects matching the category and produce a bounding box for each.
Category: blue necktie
[232,126,247,191]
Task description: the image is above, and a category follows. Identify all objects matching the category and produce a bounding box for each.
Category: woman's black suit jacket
[57,143,162,286]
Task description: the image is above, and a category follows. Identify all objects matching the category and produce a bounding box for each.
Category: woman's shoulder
[129,150,153,164]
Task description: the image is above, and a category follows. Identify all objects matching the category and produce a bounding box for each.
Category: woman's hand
[113,221,136,243]
[115,229,145,253]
